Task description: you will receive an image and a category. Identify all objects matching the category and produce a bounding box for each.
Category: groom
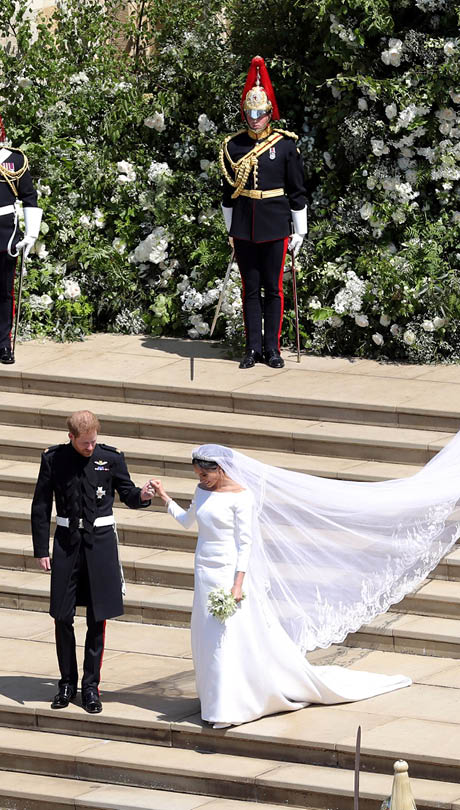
[31,410,153,713]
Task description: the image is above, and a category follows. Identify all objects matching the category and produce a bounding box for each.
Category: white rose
[390,324,401,336]
[359,202,374,220]
[372,332,384,346]
[371,138,389,157]
[18,77,33,89]
[200,159,211,171]
[144,112,165,132]
[403,329,416,345]
[188,328,200,339]
[385,103,397,119]
[198,113,215,134]
[381,39,403,67]
[392,210,406,224]
[444,41,456,57]
[355,313,369,327]
[433,316,446,329]
[366,177,377,190]
[422,320,435,332]
[331,86,342,99]
[112,237,127,254]
[379,314,391,327]
[358,97,368,111]
[449,90,460,104]
[79,214,92,228]
[330,315,343,327]
[323,151,334,169]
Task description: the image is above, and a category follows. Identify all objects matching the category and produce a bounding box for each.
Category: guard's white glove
[288,207,308,257]
[288,233,304,256]
[16,206,43,258]
[221,205,233,233]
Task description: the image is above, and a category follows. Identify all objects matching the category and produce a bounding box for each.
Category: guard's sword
[210,248,235,337]
[354,725,361,810]
[290,249,301,363]
[12,248,27,358]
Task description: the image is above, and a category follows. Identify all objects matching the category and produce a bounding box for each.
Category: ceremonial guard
[0,115,42,364]
[31,410,153,713]
[219,56,307,369]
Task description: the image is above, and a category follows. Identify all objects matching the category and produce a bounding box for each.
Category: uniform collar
[247,124,272,141]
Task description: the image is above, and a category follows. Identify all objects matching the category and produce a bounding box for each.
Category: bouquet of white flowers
[207,587,245,623]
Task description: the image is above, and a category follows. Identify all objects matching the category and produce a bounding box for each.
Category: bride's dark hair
[192,456,219,470]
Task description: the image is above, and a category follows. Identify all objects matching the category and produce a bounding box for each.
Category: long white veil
[193,438,460,652]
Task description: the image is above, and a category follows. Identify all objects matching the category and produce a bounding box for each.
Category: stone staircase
[1,340,460,810]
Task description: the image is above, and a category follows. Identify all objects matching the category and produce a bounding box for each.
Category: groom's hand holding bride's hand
[140,480,155,501]
[147,478,171,505]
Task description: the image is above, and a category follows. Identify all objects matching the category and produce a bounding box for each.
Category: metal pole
[354,726,361,810]
[290,249,301,363]
[210,249,235,337]
[12,249,26,358]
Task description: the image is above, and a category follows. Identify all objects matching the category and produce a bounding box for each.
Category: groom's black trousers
[0,252,16,349]
[54,544,106,693]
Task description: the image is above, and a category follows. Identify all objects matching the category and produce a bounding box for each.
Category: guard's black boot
[82,688,102,714]
[265,349,284,369]
[0,346,14,364]
[239,349,264,369]
[51,683,77,709]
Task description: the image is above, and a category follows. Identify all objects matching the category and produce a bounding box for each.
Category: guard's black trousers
[0,252,16,349]
[234,237,289,354]
[54,544,106,694]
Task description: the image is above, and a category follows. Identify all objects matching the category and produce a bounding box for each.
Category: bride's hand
[149,478,170,504]
[231,584,244,603]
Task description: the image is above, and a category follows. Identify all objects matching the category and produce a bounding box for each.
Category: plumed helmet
[241,55,280,123]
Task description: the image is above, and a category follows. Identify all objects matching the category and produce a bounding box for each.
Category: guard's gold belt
[240,188,284,200]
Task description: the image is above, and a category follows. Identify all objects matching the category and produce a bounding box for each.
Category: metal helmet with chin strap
[241,56,280,129]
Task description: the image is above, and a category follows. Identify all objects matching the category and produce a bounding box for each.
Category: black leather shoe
[0,346,14,364]
[239,349,264,369]
[51,684,77,709]
[82,689,102,714]
[265,349,285,369]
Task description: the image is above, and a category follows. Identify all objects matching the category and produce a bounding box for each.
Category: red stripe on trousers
[276,238,289,350]
[9,258,17,343]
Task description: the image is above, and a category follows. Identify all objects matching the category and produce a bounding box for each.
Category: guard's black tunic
[221,129,306,353]
[0,148,39,349]
[222,130,306,243]
[31,441,149,622]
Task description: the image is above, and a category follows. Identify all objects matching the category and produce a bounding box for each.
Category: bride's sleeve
[234,493,254,572]
[167,495,197,528]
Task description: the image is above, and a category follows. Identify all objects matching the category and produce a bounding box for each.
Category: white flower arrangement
[144,112,165,132]
[207,588,245,623]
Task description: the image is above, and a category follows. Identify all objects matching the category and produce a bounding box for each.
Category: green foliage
[2,0,460,360]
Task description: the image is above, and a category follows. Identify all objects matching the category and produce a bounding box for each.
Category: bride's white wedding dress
[168,487,411,725]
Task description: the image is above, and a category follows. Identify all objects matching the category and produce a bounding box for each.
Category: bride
[150,439,460,727]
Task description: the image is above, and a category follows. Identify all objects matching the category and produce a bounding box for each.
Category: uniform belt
[0,204,15,216]
[56,515,115,529]
[240,188,284,200]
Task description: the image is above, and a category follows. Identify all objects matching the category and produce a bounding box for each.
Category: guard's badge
[269,147,276,160]
[95,460,107,466]
[96,486,106,499]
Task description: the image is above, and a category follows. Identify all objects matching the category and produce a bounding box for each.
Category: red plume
[0,115,5,142]
[240,55,280,121]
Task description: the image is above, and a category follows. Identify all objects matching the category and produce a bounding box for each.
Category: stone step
[344,610,460,658]
[0,495,198,551]
[2,561,460,646]
[0,771,302,810]
[0,533,195,590]
[1,530,458,589]
[397,579,460,619]
[0,459,193,510]
[0,423,425,481]
[4,344,460,432]
[3,608,460,796]
[1,715,460,802]
[1,760,460,810]
[0,567,193,626]
[0,392,454,464]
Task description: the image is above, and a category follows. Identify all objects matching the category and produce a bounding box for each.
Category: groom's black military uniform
[31,442,150,707]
